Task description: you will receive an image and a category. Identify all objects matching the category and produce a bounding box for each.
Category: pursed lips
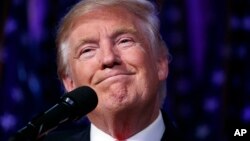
[94,71,135,85]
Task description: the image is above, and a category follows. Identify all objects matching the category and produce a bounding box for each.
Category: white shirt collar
[90,111,165,141]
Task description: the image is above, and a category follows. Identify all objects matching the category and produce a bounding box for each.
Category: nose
[101,44,121,69]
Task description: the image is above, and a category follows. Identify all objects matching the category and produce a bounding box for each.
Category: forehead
[69,6,142,35]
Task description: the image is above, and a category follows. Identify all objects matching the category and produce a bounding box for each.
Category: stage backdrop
[0,0,249,141]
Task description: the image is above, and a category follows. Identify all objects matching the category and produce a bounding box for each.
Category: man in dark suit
[44,0,179,140]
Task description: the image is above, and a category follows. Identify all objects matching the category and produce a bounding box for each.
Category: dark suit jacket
[42,111,180,141]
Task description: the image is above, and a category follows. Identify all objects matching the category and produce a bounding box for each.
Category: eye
[117,38,135,48]
[78,46,97,60]
[81,48,92,54]
[120,38,131,43]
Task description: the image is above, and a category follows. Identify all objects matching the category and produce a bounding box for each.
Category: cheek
[121,47,148,66]
[71,60,98,85]
[122,49,159,89]
[124,48,156,73]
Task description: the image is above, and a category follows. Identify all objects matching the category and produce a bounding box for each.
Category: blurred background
[0,0,249,140]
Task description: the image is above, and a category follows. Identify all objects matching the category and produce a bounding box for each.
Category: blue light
[28,74,41,98]
[243,16,250,30]
[17,63,27,82]
[10,87,24,103]
[211,70,225,87]
[0,113,17,132]
[195,124,210,139]
[204,97,219,113]
[4,18,17,35]
[242,106,250,123]
[230,16,241,30]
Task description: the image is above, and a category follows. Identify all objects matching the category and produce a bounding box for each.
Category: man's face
[63,6,168,115]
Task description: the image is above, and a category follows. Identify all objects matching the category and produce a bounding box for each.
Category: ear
[62,74,76,92]
[157,54,169,81]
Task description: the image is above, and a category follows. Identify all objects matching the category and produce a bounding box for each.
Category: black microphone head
[9,86,98,141]
[61,86,98,120]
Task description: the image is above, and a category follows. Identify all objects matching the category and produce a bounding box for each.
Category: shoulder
[41,121,90,141]
[161,110,184,141]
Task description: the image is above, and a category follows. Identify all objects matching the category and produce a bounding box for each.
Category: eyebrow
[73,27,138,52]
[110,27,137,39]
[76,38,97,48]
[72,38,97,57]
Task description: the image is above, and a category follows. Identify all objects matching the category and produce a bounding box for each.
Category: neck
[88,105,160,140]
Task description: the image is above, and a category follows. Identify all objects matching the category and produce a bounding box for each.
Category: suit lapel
[161,110,180,141]
[77,125,90,141]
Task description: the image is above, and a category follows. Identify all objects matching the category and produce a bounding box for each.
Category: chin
[105,98,135,112]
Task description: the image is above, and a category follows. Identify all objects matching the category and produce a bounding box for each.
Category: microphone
[10,86,98,141]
